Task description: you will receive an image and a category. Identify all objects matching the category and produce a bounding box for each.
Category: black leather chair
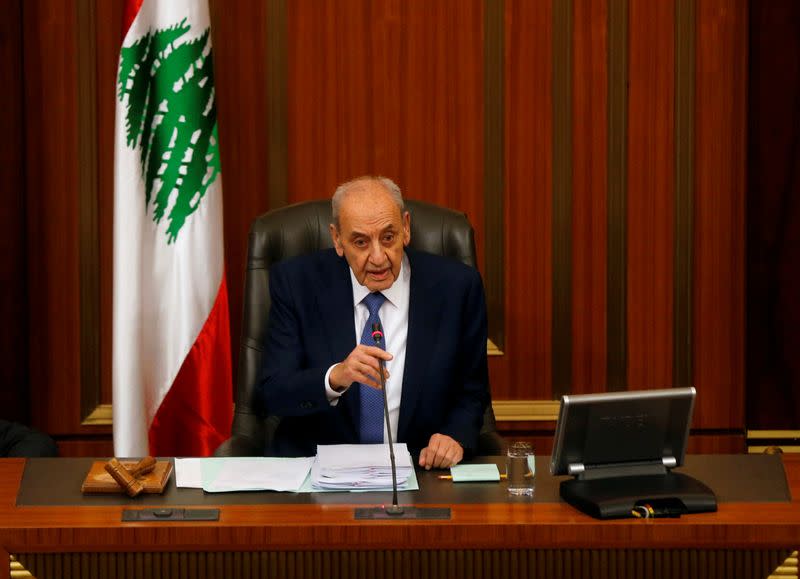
[214,199,504,457]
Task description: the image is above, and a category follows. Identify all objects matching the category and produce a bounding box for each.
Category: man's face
[330,183,411,292]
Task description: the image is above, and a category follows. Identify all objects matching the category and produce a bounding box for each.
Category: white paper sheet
[201,457,315,493]
[174,458,204,488]
[316,443,413,469]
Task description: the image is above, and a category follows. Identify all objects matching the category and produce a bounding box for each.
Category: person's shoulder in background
[0,420,58,457]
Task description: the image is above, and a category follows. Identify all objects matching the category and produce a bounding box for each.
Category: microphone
[354,324,450,521]
[372,322,403,516]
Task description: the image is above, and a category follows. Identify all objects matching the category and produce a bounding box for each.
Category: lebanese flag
[113,0,232,457]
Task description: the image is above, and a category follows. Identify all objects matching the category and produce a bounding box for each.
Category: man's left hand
[418,433,463,470]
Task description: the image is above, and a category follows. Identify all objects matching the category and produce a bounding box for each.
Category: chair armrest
[213,434,264,457]
[477,431,505,456]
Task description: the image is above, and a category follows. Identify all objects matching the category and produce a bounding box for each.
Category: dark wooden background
[0,0,796,456]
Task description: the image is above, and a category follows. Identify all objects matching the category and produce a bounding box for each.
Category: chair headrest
[247,198,477,269]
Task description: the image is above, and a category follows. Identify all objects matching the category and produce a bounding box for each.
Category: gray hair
[331,176,404,227]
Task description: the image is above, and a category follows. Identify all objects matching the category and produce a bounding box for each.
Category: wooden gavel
[103,456,157,497]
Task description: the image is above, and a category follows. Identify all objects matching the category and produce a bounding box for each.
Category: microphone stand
[373,324,403,515]
[353,323,450,521]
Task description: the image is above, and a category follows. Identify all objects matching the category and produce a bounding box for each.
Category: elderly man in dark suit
[258,176,489,469]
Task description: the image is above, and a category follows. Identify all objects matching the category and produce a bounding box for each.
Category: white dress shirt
[324,253,410,442]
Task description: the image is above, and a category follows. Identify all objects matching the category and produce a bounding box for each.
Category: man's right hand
[329,345,393,392]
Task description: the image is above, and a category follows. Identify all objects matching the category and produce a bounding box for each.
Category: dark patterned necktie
[358,292,386,443]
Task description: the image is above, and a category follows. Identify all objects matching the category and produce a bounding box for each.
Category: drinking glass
[506,441,535,496]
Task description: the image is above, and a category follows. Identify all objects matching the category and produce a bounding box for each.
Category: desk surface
[13,454,791,506]
[1,454,800,554]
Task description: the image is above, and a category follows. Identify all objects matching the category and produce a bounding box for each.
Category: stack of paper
[312,443,414,490]
[187,457,315,493]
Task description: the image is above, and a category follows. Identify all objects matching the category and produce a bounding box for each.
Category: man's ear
[402,211,411,247]
[330,223,345,257]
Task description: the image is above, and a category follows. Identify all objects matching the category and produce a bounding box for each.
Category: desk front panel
[1,455,799,579]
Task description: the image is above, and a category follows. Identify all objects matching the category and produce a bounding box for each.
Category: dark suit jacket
[257,248,490,457]
[0,421,58,457]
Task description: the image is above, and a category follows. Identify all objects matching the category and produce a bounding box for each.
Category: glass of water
[506,441,535,496]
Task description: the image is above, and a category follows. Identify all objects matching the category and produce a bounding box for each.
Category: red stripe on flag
[148,278,234,457]
[121,0,144,38]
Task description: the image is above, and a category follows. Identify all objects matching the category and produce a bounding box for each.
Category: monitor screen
[550,387,696,476]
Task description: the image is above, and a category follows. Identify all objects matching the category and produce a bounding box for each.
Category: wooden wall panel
[56,438,114,458]
[211,0,272,377]
[693,0,746,430]
[496,0,552,401]
[286,0,485,264]
[95,2,122,411]
[16,0,751,452]
[746,1,800,430]
[570,0,607,395]
[0,0,27,423]
[626,0,675,391]
[23,1,82,434]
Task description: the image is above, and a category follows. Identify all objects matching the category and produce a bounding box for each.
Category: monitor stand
[560,462,717,520]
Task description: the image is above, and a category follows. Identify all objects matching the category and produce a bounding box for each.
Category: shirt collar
[349,252,411,308]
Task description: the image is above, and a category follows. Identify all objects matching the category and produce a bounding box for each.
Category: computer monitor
[549,387,716,519]
[550,387,695,477]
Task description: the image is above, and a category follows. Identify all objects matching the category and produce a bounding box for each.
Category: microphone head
[371,322,383,344]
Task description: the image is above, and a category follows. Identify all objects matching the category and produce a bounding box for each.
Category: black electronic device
[550,387,717,519]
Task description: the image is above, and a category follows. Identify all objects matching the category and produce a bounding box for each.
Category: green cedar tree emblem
[118,19,220,243]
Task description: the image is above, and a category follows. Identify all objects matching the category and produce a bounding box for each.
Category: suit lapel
[315,251,361,438]
[398,251,439,440]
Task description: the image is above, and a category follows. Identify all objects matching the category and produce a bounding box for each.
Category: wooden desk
[1,455,799,579]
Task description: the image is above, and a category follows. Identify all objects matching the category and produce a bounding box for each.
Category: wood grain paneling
[211,0,271,380]
[3,458,800,554]
[747,1,800,430]
[95,2,122,414]
[23,1,81,434]
[15,549,791,579]
[77,0,100,423]
[0,0,27,423]
[693,0,746,430]
[626,0,675,390]
[286,0,485,265]
[673,0,695,389]
[55,439,114,458]
[571,0,607,395]
[551,0,572,399]
[484,0,505,350]
[606,0,627,392]
[686,433,746,454]
[497,0,552,400]
[16,0,753,452]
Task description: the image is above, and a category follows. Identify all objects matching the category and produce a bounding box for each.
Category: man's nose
[368,241,384,263]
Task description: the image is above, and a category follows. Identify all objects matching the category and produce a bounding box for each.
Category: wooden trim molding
[10,555,33,579]
[492,400,561,421]
[81,404,112,426]
[747,430,800,454]
[747,430,800,440]
[773,551,799,578]
[487,339,504,357]
[749,446,800,454]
